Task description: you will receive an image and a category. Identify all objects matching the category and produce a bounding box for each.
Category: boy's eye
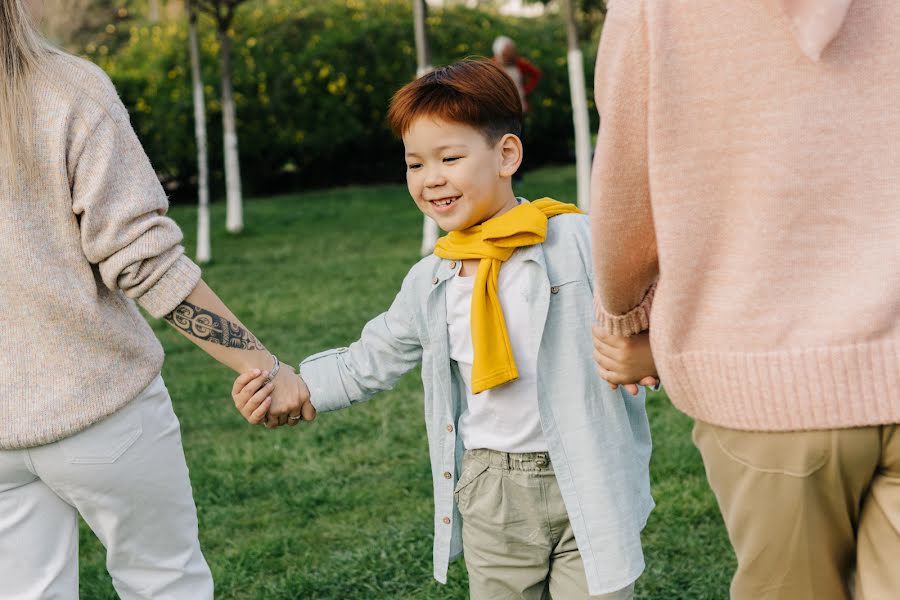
[407,163,422,170]
[443,156,461,163]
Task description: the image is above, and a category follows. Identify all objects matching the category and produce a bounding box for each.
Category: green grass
[78,166,734,599]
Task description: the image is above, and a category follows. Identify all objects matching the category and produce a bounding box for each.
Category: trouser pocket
[56,379,161,465]
[454,451,490,514]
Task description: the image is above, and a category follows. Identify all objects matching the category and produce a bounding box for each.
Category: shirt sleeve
[300,272,424,413]
[590,0,658,337]
[517,58,542,95]
[69,110,200,319]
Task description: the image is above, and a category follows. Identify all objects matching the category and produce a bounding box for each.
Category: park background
[44,0,735,597]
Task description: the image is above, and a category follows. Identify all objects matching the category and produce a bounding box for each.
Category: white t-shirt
[446,251,547,453]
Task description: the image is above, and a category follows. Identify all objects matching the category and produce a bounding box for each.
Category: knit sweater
[0,51,201,449]
[590,0,899,431]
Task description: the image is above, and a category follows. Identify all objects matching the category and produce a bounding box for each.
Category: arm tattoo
[165,300,266,351]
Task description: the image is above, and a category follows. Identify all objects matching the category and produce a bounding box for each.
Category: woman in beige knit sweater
[590,1,898,599]
[0,1,313,597]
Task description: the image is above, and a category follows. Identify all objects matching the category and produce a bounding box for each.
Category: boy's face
[403,117,521,232]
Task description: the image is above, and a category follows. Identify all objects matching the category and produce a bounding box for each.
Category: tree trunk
[149,0,160,21]
[413,0,439,254]
[188,0,211,263]
[565,0,592,211]
[217,18,243,233]
[413,0,431,77]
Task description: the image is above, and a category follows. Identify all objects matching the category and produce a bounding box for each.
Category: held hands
[593,327,659,395]
[232,365,317,428]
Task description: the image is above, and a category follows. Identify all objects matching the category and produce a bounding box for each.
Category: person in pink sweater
[590,1,899,599]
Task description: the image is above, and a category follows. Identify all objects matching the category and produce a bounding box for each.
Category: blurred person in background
[493,35,541,181]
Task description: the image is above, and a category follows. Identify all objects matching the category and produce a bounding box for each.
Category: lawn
[78,165,735,599]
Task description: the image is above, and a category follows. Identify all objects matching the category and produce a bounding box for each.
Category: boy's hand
[232,368,316,427]
[264,365,316,427]
[593,327,659,394]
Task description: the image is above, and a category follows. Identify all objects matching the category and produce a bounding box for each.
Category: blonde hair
[0,0,49,172]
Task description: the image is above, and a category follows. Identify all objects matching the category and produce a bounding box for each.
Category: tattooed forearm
[165,301,266,351]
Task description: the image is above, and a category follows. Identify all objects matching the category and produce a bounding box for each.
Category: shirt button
[443,471,452,479]
[449,261,457,269]
[432,276,439,285]
[442,516,451,525]
[550,286,560,294]
[446,424,454,432]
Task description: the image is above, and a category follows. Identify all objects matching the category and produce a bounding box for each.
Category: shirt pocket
[58,397,144,465]
[545,277,592,341]
[548,277,591,311]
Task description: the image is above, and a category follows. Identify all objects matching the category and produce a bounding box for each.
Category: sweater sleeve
[590,0,658,337]
[70,111,200,319]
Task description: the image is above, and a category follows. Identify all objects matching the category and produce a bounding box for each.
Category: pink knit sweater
[590,0,899,431]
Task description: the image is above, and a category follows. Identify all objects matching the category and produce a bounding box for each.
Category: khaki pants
[0,376,213,599]
[693,421,900,600]
[455,448,635,600]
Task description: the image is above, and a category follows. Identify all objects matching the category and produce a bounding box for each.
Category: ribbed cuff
[593,283,655,337]
[137,254,202,318]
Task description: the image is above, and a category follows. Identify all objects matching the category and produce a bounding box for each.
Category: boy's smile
[403,117,521,232]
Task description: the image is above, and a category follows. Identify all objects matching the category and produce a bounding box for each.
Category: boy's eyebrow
[405,144,469,157]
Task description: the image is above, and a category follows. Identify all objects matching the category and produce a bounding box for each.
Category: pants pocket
[454,454,490,515]
[56,381,158,465]
[695,420,831,477]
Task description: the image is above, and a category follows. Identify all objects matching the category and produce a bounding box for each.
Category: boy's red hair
[388,59,523,143]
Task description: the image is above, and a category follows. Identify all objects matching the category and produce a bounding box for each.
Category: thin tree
[197,0,248,233]
[413,0,439,254]
[149,0,160,21]
[187,0,211,262]
[564,0,591,210]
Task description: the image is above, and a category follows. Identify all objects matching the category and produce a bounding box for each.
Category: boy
[233,60,654,599]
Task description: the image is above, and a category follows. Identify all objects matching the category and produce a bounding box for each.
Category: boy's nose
[424,170,446,187]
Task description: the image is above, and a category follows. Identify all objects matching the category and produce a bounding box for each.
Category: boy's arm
[590,0,658,337]
[299,274,424,414]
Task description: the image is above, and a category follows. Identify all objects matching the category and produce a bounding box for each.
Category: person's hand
[232,369,273,425]
[232,367,316,428]
[593,327,659,395]
[263,364,316,428]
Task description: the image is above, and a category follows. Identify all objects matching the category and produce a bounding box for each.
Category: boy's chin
[429,214,463,232]
[425,209,483,232]
[439,219,475,233]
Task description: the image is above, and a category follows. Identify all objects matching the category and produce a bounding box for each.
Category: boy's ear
[497,133,523,178]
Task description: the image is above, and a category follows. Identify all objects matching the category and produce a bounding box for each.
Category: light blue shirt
[300,212,653,595]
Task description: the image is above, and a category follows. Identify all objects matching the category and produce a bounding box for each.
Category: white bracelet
[262,355,280,386]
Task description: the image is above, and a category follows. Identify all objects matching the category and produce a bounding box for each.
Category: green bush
[80,0,599,199]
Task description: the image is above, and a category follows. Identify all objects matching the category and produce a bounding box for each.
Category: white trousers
[0,376,213,599]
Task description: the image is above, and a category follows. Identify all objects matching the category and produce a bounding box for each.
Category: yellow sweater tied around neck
[433,198,582,394]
